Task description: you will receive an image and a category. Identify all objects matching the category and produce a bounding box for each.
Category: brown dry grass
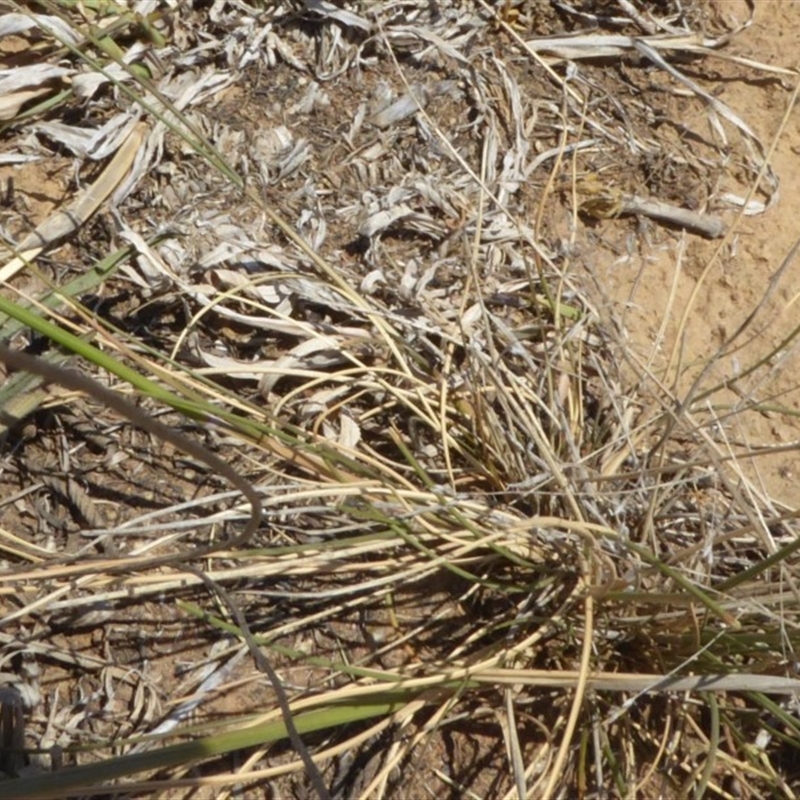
[3,2,800,798]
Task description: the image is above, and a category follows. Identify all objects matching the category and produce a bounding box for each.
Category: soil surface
[3,1,800,797]
[589,0,800,505]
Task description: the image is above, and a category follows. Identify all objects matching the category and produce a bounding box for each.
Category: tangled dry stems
[1,1,800,797]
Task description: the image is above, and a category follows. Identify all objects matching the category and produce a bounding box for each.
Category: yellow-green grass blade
[6,690,421,799]
[0,292,265,438]
[0,244,140,432]
[0,242,138,341]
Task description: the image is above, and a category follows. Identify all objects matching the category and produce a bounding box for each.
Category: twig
[619,195,727,239]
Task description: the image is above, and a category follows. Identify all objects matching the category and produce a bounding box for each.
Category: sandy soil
[590,0,800,505]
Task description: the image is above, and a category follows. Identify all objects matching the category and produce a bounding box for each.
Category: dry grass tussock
[1,1,800,797]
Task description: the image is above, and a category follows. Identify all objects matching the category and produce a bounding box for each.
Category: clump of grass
[2,1,800,798]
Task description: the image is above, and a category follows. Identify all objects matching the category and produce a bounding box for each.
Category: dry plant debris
[2,1,800,797]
